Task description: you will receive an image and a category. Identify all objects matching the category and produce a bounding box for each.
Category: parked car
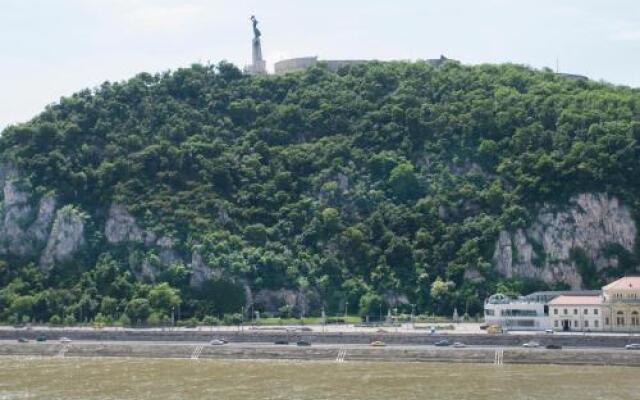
[545,329,554,334]
[625,343,640,350]
[35,336,47,342]
[434,340,450,347]
[210,339,226,346]
[545,344,562,350]
[452,342,466,348]
[522,341,540,348]
[59,337,72,344]
[370,341,386,347]
[274,340,290,345]
[296,340,311,346]
[17,337,28,343]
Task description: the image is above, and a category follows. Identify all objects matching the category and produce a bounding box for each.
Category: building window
[594,309,598,315]
[584,320,589,328]
[574,309,578,315]
[564,308,568,315]
[632,311,639,326]
[584,309,588,315]
[485,309,494,316]
[574,320,578,327]
[616,311,625,326]
[554,308,558,315]
[595,320,599,328]
[605,317,610,325]
[554,320,559,328]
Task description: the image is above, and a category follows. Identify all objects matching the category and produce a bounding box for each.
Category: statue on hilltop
[251,15,261,40]
[245,15,266,75]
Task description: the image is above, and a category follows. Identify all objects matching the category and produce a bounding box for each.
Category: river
[0,357,638,399]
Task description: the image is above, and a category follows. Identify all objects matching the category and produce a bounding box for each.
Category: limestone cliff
[493,193,637,289]
[39,206,86,271]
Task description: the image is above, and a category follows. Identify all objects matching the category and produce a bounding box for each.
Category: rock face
[493,193,637,289]
[105,204,153,245]
[0,166,57,257]
[39,206,86,271]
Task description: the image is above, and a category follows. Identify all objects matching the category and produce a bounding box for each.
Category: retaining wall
[2,343,640,366]
[2,329,640,348]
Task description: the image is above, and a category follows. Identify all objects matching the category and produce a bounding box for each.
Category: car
[434,340,450,347]
[210,339,226,346]
[296,340,311,346]
[274,340,290,345]
[59,337,72,344]
[479,323,489,330]
[545,344,562,350]
[35,336,47,342]
[522,341,540,348]
[625,343,640,350]
[17,337,28,343]
[545,329,554,334]
[452,342,466,348]
[370,341,386,347]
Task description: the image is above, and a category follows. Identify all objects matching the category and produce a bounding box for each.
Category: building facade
[486,277,640,332]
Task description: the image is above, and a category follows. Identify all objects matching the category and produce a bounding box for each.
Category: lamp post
[410,304,416,330]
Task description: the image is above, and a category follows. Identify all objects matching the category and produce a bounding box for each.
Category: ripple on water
[0,357,639,400]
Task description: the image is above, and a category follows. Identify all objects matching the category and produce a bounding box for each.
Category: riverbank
[2,342,640,366]
[2,327,640,348]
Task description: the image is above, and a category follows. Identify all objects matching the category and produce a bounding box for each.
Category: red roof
[603,277,640,290]
[548,295,602,306]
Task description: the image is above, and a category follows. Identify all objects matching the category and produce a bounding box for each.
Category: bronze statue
[251,15,261,39]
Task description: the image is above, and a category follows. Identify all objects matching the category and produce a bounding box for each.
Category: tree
[388,162,421,200]
[148,283,181,315]
[125,298,151,323]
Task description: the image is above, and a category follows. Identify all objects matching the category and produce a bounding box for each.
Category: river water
[0,357,638,400]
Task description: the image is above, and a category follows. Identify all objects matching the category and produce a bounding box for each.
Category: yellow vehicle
[486,325,502,335]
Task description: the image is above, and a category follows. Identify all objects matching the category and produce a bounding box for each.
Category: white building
[484,293,550,330]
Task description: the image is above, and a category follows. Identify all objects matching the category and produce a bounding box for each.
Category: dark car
[35,336,47,342]
[274,340,289,345]
[296,340,311,346]
[545,344,562,350]
[434,340,450,347]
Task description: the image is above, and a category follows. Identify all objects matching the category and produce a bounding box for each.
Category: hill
[0,60,639,324]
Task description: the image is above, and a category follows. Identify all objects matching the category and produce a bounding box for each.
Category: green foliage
[0,60,639,321]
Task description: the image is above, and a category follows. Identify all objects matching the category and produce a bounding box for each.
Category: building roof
[603,277,640,290]
[548,295,602,306]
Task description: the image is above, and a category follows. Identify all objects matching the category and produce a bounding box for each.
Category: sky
[1,0,640,130]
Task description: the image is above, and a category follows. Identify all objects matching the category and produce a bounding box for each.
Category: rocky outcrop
[493,193,637,289]
[39,206,86,271]
[189,250,217,288]
[105,204,156,245]
[0,165,57,257]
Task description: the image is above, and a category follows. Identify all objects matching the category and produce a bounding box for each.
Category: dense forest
[0,60,639,325]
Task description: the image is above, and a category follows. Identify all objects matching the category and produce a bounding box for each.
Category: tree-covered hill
[0,60,639,324]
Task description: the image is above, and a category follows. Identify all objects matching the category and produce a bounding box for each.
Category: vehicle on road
[36,336,47,342]
[274,340,290,345]
[17,337,28,343]
[59,337,72,344]
[370,341,386,347]
[296,340,311,346]
[210,339,226,346]
[545,329,554,334]
[625,343,640,350]
[522,341,540,348]
[434,340,450,347]
[452,342,466,348]
[545,344,562,350]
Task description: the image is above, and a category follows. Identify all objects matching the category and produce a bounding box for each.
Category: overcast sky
[2,0,639,130]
